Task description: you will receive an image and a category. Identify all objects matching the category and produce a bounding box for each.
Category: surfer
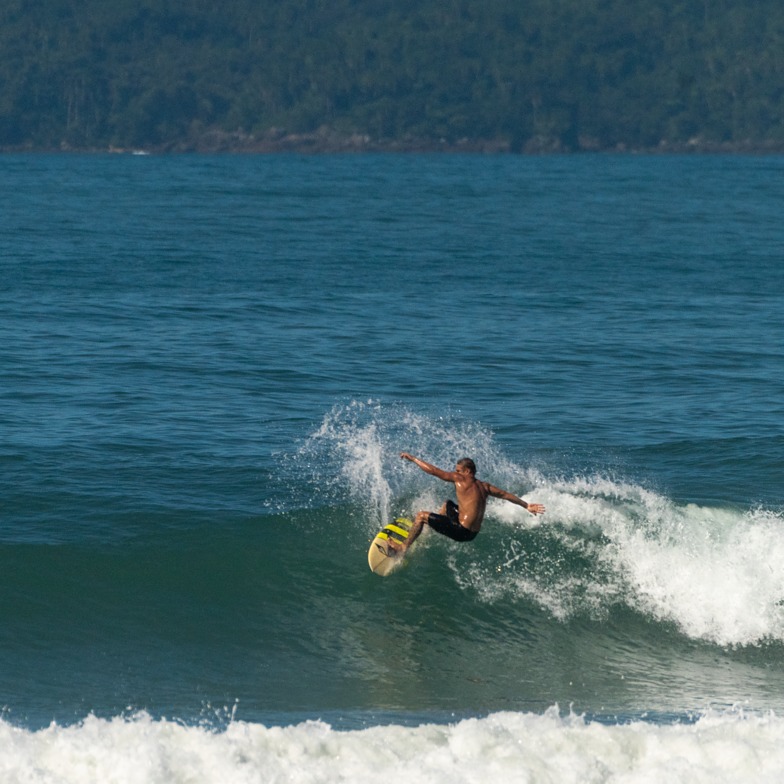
[388,453,545,553]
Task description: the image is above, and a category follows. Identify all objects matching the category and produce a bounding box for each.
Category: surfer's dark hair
[457,457,476,475]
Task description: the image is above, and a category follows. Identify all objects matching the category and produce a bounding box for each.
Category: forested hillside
[1,0,783,152]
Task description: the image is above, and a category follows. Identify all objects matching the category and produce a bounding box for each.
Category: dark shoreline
[4,129,784,155]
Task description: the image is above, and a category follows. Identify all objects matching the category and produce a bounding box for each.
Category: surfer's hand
[526,503,545,515]
[400,452,415,462]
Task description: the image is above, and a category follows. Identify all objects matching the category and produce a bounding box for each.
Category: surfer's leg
[387,511,427,553]
[403,513,427,549]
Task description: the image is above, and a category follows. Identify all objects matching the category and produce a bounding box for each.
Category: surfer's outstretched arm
[400,453,455,482]
[485,483,546,515]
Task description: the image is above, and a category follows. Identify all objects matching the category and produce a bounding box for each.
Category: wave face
[301,402,784,646]
[3,401,784,732]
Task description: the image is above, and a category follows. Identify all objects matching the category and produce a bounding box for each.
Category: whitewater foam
[464,473,784,647]
[590,493,784,647]
[2,709,784,784]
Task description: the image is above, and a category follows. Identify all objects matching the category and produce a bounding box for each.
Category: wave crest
[300,402,784,647]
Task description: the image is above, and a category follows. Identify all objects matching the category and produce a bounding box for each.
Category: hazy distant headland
[2,0,783,153]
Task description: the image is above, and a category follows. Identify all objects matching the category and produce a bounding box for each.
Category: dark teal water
[2,154,784,776]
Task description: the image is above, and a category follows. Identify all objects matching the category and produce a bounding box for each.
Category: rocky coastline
[5,126,784,155]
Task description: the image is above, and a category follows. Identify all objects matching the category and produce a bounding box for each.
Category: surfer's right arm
[400,453,453,481]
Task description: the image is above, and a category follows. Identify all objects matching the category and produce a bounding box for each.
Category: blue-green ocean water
[2,153,784,782]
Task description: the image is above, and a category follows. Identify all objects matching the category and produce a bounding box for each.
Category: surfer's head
[456,457,476,476]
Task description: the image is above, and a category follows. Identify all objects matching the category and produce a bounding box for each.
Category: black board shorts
[427,500,478,542]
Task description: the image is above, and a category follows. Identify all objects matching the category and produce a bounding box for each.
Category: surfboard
[368,517,413,576]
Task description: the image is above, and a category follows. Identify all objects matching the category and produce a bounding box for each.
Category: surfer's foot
[386,538,406,556]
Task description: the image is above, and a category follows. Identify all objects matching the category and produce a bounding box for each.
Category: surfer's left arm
[486,483,545,515]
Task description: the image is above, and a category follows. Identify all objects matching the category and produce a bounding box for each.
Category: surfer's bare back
[389,453,545,553]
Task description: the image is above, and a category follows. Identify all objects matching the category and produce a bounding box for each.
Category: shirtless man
[388,453,545,553]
